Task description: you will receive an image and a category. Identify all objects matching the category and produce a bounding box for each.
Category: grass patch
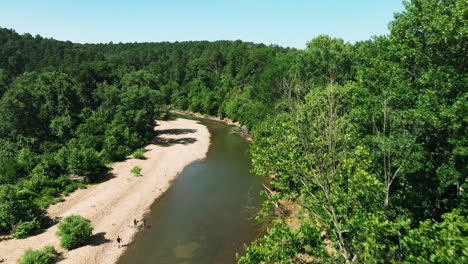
[131,166,142,177]
[17,245,59,264]
[131,148,146,159]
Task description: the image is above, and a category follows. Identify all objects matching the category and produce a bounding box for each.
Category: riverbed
[118,116,265,264]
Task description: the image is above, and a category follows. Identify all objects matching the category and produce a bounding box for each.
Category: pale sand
[0,118,210,264]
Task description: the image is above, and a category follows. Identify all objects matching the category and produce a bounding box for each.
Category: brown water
[118,116,264,264]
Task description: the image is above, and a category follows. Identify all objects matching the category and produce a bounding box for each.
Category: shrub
[41,187,59,197]
[67,146,105,176]
[52,196,65,204]
[17,245,58,264]
[62,183,80,196]
[0,185,45,233]
[53,175,72,190]
[131,166,142,176]
[0,157,21,184]
[33,194,55,209]
[56,215,93,250]
[18,167,54,193]
[131,148,146,159]
[12,218,43,239]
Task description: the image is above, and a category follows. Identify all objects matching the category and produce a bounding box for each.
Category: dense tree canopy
[240,0,467,263]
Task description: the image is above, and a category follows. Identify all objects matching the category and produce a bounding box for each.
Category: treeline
[240,0,467,263]
[0,0,466,262]
[86,40,291,129]
[0,21,293,237]
[0,30,164,235]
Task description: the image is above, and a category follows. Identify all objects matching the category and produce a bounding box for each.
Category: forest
[0,0,466,262]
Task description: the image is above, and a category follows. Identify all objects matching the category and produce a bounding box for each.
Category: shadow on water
[118,116,265,264]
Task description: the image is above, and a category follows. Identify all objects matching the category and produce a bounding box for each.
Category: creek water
[118,116,265,264]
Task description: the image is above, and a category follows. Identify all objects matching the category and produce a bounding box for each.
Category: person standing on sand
[133,219,138,227]
[117,235,122,248]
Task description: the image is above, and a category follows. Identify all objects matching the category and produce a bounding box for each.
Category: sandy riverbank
[0,118,210,264]
[171,110,251,140]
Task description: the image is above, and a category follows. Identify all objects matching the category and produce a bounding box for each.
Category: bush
[0,185,45,233]
[12,218,44,239]
[131,148,146,159]
[131,166,142,176]
[67,146,105,176]
[56,215,93,250]
[33,194,55,209]
[53,175,72,190]
[41,187,59,197]
[17,245,58,264]
[62,182,85,196]
[19,166,55,193]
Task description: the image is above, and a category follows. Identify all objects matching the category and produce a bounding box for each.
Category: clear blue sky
[0,0,405,49]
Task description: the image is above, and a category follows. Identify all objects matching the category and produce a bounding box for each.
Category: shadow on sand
[94,171,117,183]
[89,232,112,246]
[157,128,197,136]
[151,137,198,147]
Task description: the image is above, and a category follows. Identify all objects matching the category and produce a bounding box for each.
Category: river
[118,116,265,264]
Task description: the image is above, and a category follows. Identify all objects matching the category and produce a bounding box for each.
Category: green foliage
[16,246,59,264]
[0,1,465,261]
[224,93,270,130]
[102,119,132,161]
[400,210,468,264]
[249,83,391,262]
[62,182,86,196]
[131,166,142,177]
[305,35,355,85]
[0,157,22,184]
[243,1,466,260]
[0,185,44,233]
[238,220,326,264]
[65,144,105,176]
[0,72,80,142]
[12,218,44,239]
[16,148,38,174]
[238,223,298,264]
[56,215,93,250]
[121,70,160,89]
[0,68,10,96]
[132,148,146,159]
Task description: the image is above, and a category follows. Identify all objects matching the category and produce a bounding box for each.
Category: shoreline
[170,110,252,141]
[0,118,210,264]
